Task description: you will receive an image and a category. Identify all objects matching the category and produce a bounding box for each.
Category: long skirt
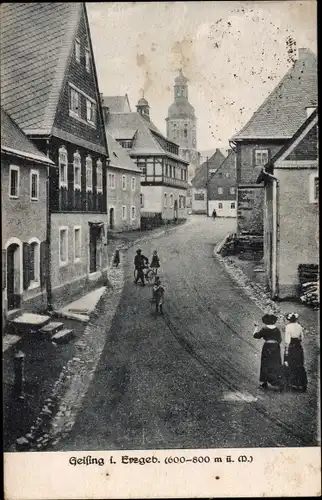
[260,342,283,386]
[285,339,307,389]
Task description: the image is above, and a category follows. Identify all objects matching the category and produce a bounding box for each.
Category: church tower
[166,70,200,180]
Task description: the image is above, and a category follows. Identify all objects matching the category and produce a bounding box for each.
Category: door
[109,208,114,229]
[89,227,98,274]
[6,243,21,310]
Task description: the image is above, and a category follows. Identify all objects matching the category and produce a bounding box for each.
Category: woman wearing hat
[253,313,283,390]
[284,313,307,392]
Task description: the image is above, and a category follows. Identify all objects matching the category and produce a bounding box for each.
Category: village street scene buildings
[1,2,319,467]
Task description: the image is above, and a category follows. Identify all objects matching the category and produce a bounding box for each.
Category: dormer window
[86,156,93,192]
[85,48,91,73]
[75,39,81,63]
[86,99,96,126]
[59,146,68,187]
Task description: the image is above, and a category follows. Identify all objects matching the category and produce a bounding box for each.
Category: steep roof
[0,3,83,135]
[102,95,131,113]
[105,131,140,173]
[106,112,188,162]
[208,150,236,188]
[1,107,54,165]
[191,149,226,189]
[232,48,317,140]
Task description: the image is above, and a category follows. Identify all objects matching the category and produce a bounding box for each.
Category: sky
[87,1,317,152]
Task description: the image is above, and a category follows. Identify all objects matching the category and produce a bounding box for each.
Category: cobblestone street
[52,216,319,451]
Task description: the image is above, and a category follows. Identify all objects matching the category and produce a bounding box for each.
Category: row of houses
[1,2,189,323]
[230,48,318,299]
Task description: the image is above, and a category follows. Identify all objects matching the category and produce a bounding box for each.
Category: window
[59,227,68,266]
[74,226,81,261]
[164,193,167,207]
[131,177,136,191]
[218,203,223,209]
[28,240,40,286]
[70,88,81,117]
[131,206,136,220]
[137,160,146,175]
[108,173,115,189]
[85,48,90,72]
[170,194,173,207]
[218,187,223,194]
[9,165,19,198]
[183,197,186,208]
[194,192,204,201]
[73,151,81,189]
[96,159,103,192]
[231,202,236,209]
[75,39,81,63]
[140,193,144,208]
[59,146,68,187]
[86,156,93,191]
[30,170,39,200]
[254,149,269,166]
[86,99,96,125]
[230,187,236,195]
[119,140,133,149]
[309,173,319,203]
[122,175,127,190]
[179,196,182,209]
[184,128,188,138]
[122,205,127,220]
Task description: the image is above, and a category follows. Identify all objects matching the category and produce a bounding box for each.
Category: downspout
[271,177,278,298]
[45,138,53,311]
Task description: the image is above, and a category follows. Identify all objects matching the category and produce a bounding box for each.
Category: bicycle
[134,264,156,284]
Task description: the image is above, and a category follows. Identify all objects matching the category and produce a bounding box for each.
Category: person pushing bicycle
[134,249,149,286]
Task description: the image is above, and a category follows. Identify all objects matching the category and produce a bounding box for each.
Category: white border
[9,165,20,199]
[30,169,39,201]
[122,205,127,220]
[58,226,69,267]
[73,226,82,263]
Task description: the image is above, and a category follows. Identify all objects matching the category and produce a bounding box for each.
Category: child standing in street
[113,249,120,268]
[150,250,160,277]
[153,278,165,314]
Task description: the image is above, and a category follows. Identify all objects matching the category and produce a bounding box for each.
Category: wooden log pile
[298,264,319,309]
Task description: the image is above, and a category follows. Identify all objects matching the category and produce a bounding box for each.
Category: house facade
[104,96,189,222]
[1,108,54,322]
[191,149,227,214]
[208,150,237,217]
[230,48,317,236]
[1,3,109,310]
[258,109,318,299]
[105,130,141,231]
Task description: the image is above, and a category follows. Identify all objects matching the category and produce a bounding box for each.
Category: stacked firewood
[298,264,319,309]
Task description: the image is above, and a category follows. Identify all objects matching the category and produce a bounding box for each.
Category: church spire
[174,69,188,99]
[136,89,150,120]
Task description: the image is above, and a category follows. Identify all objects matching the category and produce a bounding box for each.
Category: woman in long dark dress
[253,313,283,390]
[284,313,307,392]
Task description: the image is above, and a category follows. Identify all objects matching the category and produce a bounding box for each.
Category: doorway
[89,225,102,274]
[173,199,178,220]
[109,208,114,229]
[6,243,21,310]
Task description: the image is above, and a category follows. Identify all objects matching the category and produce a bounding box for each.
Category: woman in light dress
[283,313,307,392]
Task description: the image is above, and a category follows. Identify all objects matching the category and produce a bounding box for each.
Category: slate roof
[102,95,131,113]
[106,112,188,163]
[191,149,227,189]
[1,107,54,165]
[232,48,317,140]
[0,3,82,134]
[105,131,140,173]
[208,150,236,187]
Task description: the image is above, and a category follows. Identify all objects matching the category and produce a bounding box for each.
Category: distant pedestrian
[212,209,217,219]
[253,313,283,390]
[283,313,307,392]
[150,250,160,276]
[151,275,161,302]
[153,278,165,314]
[113,249,120,268]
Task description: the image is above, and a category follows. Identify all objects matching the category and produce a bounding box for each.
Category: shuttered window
[73,151,81,189]
[96,159,103,192]
[86,156,93,191]
[59,146,68,187]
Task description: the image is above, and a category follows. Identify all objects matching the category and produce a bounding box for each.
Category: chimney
[306,106,316,118]
[298,48,310,59]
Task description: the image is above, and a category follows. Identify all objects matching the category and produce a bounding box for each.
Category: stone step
[38,321,64,339]
[9,313,51,335]
[52,329,74,344]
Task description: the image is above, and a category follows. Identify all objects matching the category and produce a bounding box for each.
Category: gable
[285,123,318,161]
[0,3,81,134]
[53,4,107,153]
[208,151,236,190]
[191,149,226,188]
